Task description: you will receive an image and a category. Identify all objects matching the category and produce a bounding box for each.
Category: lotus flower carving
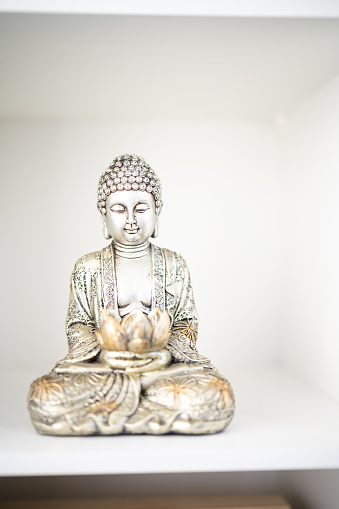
[95,308,170,354]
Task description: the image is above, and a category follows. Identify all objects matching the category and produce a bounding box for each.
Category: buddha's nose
[126,210,137,226]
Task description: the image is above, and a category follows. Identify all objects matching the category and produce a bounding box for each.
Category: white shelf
[1,365,338,477]
[1,0,339,18]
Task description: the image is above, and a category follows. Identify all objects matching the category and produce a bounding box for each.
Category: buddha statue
[27,154,235,435]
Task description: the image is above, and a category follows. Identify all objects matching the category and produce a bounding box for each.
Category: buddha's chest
[115,254,152,314]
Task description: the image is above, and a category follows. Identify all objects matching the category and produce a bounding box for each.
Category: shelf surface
[0,364,338,477]
[1,0,339,18]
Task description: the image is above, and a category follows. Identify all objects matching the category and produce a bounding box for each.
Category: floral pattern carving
[89,398,119,420]
[29,376,64,403]
[156,378,196,405]
[204,377,235,411]
[171,318,198,349]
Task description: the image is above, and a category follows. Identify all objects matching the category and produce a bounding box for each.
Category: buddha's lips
[124,227,139,234]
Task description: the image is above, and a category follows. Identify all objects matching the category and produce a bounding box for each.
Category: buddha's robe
[28,243,235,435]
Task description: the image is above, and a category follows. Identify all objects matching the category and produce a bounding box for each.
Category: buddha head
[97,154,163,244]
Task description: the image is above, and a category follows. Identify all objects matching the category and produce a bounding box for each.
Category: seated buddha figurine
[27,154,235,435]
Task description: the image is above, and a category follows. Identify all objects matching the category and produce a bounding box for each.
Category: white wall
[0,119,283,373]
[281,74,339,401]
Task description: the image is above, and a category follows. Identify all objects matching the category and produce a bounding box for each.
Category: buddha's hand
[98,349,171,373]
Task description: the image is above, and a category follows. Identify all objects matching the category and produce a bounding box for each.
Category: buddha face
[103,190,158,245]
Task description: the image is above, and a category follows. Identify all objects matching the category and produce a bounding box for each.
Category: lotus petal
[121,309,153,341]
[152,310,170,349]
[99,308,110,329]
[106,307,122,324]
[148,307,162,328]
[94,330,105,349]
[98,310,127,351]
[127,337,152,354]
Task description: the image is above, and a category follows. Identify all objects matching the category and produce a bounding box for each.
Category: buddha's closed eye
[135,206,149,213]
[111,205,125,213]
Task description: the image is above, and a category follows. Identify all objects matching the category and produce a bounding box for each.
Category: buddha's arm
[56,256,101,366]
[165,254,215,370]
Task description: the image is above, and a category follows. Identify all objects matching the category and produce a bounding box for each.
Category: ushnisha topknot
[97,154,163,215]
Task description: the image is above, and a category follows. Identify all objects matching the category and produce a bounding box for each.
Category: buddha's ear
[151,216,160,238]
[100,213,112,240]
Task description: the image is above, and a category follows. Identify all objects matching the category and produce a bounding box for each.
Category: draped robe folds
[28,243,235,435]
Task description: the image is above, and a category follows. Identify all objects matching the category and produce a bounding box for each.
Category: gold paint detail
[157,378,196,404]
[171,318,198,348]
[89,399,119,420]
[96,307,170,354]
[29,376,64,403]
[206,378,234,410]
